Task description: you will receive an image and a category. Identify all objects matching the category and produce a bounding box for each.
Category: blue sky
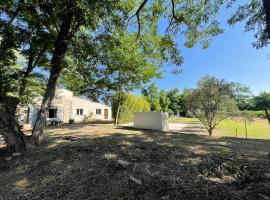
[153,3,270,95]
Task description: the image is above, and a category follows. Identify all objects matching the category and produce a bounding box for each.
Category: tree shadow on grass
[0,127,270,200]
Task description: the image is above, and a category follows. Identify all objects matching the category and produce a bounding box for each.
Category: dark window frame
[96,109,102,115]
[76,109,83,115]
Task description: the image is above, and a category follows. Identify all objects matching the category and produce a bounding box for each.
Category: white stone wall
[50,88,73,123]
[134,112,169,131]
[89,102,112,120]
[71,97,112,122]
[71,97,93,122]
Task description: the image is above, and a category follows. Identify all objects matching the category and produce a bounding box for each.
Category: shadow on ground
[0,124,270,200]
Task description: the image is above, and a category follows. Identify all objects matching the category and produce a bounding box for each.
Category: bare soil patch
[0,123,270,199]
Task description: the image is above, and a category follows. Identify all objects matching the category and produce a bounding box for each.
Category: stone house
[20,88,112,125]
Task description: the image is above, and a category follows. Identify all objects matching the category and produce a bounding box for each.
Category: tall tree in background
[187,76,237,136]
[179,89,191,117]
[142,84,161,111]
[253,92,270,124]
[231,83,253,110]
[167,88,181,115]
[159,89,170,112]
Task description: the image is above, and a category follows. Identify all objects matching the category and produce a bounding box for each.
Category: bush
[112,94,150,124]
[251,110,267,119]
[69,118,75,124]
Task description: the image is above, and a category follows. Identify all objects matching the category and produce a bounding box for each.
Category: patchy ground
[0,122,270,200]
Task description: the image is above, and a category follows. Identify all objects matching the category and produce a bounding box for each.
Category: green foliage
[0,56,45,106]
[167,88,181,115]
[142,83,161,111]
[133,0,226,49]
[159,89,170,111]
[178,89,191,116]
[252,110,268,119]
[231,82,253,110]
[253,91,270,110]
[187,76,238,135]
[112,94,150,124]
[58,0,230,102]
[228,0,270,48]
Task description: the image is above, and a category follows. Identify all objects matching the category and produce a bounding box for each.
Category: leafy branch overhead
[130,0,224,49]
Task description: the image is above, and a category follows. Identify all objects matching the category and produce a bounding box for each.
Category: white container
[134,112,169,131]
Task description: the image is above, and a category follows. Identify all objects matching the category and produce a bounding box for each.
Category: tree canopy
[187,76,238,136]
[228,0,270,48]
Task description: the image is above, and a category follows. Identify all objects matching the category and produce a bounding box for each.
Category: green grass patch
[216,119,270,139]
[168,117,201,123]
[169,117,270,139]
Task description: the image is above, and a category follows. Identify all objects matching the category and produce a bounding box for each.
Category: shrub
[112,94,150,124]
[69,118,75,124]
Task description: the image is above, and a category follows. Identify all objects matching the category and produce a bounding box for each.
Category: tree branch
[130,0,149,39]
[263,0,270,37]
[39,2,60,34]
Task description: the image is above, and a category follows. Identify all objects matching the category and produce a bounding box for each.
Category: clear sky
[153,3,270,95]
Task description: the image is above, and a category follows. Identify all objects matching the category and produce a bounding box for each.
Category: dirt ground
[0,122,270,200]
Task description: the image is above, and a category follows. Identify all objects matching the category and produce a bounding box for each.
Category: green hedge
[112,94,150,124]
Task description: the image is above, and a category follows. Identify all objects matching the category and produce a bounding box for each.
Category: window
[96,109,102,115]
[76,109,83,115]
[49,108,57,118]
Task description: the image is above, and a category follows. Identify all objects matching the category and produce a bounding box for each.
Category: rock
[117,160,131,168]
[4,157,12,161]
[130,175,142,185]
[12,152,21,157]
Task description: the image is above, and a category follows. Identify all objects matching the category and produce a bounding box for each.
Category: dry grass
[0,122,270,200]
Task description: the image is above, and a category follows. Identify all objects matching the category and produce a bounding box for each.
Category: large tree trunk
[31,13,73,144]
[0,103,26,152]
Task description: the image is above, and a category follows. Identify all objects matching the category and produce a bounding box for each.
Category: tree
[253,92,270,124]
[159,89,170,112]
[187,76,238,136]
[142,84,161,111]
[231,83,253,110]
[179,88,191,117]
[228,0,270,48]
[167,88,181,115]
[0,1,51,151]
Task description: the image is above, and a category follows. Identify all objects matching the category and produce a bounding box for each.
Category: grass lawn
[169,117,270,139]
[216,118,270,139]
[168,117,201,123]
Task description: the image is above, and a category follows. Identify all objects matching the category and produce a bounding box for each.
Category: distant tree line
[112,77,270,128]
[141,84,190,117]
